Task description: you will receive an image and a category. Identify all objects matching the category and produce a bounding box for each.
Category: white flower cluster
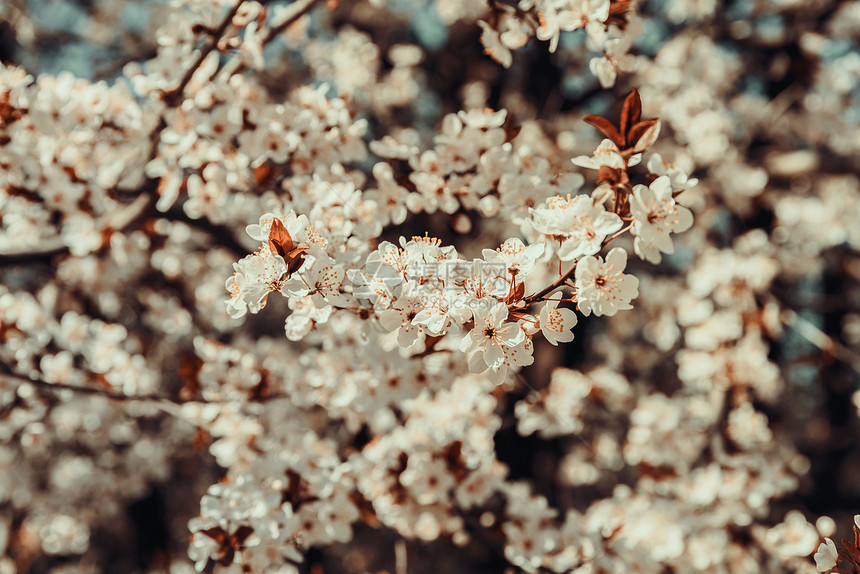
[0,285,157,396]
[6,0,860,573]
[229,218,555,383]
[353,375,504,542]
[225,190,680,385]
[369,108,583,223]
[222,99,701,397]
[0,65,155,256]
[478,0,640,87]
[145,80,368,219]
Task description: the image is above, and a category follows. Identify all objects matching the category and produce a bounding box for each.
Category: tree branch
[0,2,248,265]
[225,0,323,78]
[0,366,287,411]
[779,306,860,375]
[0,194,153,266]
[262,0,322,45]
[161,0,247,107]
[0,368,180,404]
[523,224,633,305]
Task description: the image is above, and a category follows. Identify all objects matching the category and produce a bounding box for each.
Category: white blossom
[574,248,639,317]
[813,538,837,572]
[630,175,694,263]
[461,302,530,384]
[539,291,578,346]
[529,194,623,261]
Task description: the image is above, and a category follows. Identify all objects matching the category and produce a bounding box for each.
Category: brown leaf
[504,123,522,142]
[233,525,254,546]
[285,245,310,275]
[840,538,860,569]
[605,1,635,31]
[349,491,381,528]
[628,118,661,154]
[0,92,24,128]
[619,89,642,141]
[178,350,203,400]
[583,115,624,148]
[637,462,678,481]
[267,218,293,259]
[596,165,629,187]
[199,526,227,544]
[442,440,468,480]
[253,163,276,187]
[192,427,210,451]
[198,525,256,566]
[282,469,314,507]
[508,281,525,303]
[216,548,235,567]
[501,109,522,141]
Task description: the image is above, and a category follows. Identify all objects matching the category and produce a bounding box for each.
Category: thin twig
[227,0,322,78]
[262,0,322,45]
[0,195,152,265]
[0,369,180,404]
[394,539,407,574]
[780,307,860,375]
[523,224,633,305]
[161,0,246,106]
[0,368,288,410]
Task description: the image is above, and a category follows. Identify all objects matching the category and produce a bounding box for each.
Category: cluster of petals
[225,212,590,383]
[476,0,638,88]
[630,175,695,263]
[529,194,623,261]
[574,247,639,317]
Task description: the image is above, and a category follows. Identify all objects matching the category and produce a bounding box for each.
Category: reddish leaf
[606,0,635,29]
[619,89,642,141]
[511,281,525,302]
[267,218,293,259]
[442,440,467,480]
[199,526,227,543]
[349,491,381,528]
[253,163,276,186]
[583,115,624,148]
[285,245,310,275]
[504,123,522,142]
[178,350,203,400]
[192,427,210,451]
[628,118,661,153]
[233,525,254,546]
[596,166,629,187]
[840,538,860,567]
